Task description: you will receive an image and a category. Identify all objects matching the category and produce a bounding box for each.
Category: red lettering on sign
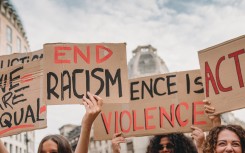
[96,45,113,64]
[160,104,175,128]
[120,111,132,133]
[40,106,46,114]
[115,111,119,133]
[176,102,188,127]
[101,112,112,134]
[21,74,33,83]
[0,124,34,135]
[205,62,219,97]
[74,45,90,64]
[228,49,245,88]
[192,101,206,125]
[54,46,71,64]
[216,56,232,92]
[144,107,156,130]
[133,110,144,131]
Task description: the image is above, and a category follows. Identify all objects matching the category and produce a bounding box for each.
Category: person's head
[37,134,73,153]
[146,133,198,153]
[203,124,245,153]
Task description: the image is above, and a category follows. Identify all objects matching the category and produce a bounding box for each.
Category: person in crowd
[146,133,198,153]
[0,92,103,153]
[37,134,73,153]
[203,124,245,153]
[191,126,205,153]
[111,132,126,153]
[111,132,198,153]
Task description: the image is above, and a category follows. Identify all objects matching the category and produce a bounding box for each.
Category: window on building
[10,144,12,153]
[4,142,7,147]
[127,141,134,153]
[6,26,12,43]
[20,148,22,153]
[7,44,12,54]
[16,146,18,153]
[17,37,21,52]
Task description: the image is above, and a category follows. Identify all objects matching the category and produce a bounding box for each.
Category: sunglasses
[157,143,174,150]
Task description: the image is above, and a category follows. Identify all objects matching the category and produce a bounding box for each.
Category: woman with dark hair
[37,134,73,153]
[111,132,198,153]
[146,133,198,153]
[203,124,245,153]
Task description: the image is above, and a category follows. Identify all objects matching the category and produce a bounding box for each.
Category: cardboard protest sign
[0,61,46,137]
[0,50,43,69]
[43,43,129,105]
[198,35,245,114]
[94,70,212,140]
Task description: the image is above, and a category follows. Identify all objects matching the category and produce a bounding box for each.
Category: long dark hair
[203,124,245,153]
[146,133,198,153]
[37,134,73,153]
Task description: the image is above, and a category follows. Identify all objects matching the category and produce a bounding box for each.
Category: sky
[10,0,245,151]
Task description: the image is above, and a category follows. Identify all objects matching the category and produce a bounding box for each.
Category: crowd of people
[0,94,245,153]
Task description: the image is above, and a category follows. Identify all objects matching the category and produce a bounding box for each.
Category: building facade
[0,0,34,153]
[0,0,29,55]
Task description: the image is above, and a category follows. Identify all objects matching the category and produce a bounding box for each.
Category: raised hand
[111,133,126,153]
[203,99,221,127]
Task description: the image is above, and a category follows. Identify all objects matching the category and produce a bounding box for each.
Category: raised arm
[191,126,205,153]
[0,139,9,153]
[75,92,103,153]
[111,132,126,153]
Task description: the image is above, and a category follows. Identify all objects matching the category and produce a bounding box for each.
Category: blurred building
[128,45,169,79]
[0,0,29,55]
[60,45,169,153]
[0,0,33,153]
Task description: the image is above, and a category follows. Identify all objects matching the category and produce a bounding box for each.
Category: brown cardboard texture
[43,43,129,105]
[0,50,43,69]
[94,70,212,140]
[0,60,46,137]
[198,35,245,114]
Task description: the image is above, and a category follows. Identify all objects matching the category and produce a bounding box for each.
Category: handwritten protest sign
[94,70,212,140]
[0,50,43,69]
[0,61,46,137]
[198,35,245,114]
[43,43,129,105]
